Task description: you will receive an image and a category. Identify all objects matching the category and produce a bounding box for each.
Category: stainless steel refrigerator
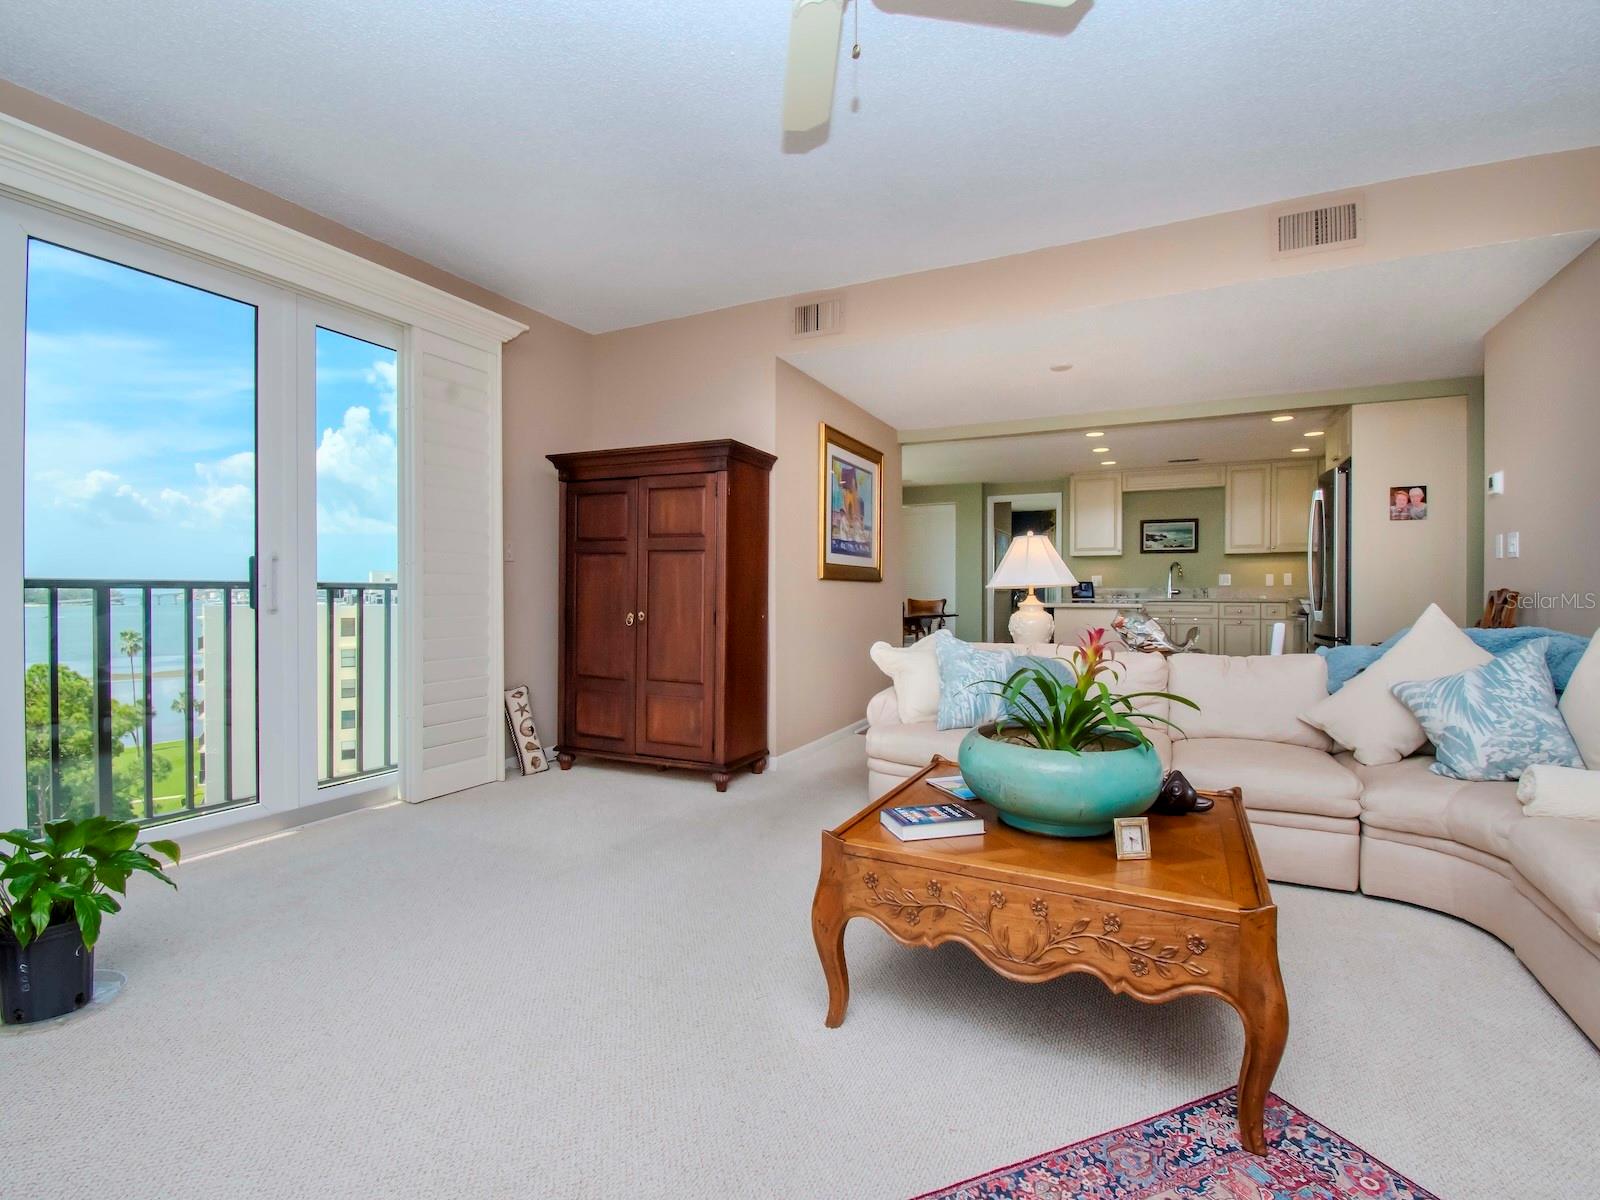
[1308,461,1351,646]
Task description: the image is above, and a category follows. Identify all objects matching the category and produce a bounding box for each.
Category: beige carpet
[4,736,1596,1199]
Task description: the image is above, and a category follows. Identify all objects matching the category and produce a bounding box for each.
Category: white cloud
[366,359,397,428]
[316,405,397,537]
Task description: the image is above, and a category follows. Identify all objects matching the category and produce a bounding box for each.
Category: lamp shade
[986,532,1078,590]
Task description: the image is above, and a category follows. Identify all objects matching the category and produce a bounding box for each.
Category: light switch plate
[1494,533,1504,559]
[1507,531,1520,558]
[1091,574,1103,586]
[1218,573,1232,586]
[1264,573,1275,586]
[1488,470,1505,496]
[1283,571,1293,586]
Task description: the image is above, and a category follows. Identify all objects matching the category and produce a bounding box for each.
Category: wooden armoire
[546,440,775,791]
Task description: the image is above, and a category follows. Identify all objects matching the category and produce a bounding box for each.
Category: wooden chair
[1477,589,1520,629]
[903,598,949,643]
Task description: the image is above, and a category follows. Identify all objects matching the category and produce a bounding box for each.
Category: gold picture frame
[1113,816,1152,860]
[818,422,884,582]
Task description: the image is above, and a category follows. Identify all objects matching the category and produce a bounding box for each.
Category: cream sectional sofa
[865,642,1600,1046]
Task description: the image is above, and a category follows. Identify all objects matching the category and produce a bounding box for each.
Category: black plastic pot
[0,917,95,1024]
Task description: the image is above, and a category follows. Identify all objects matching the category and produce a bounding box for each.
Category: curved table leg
[1233,913,1289,1156]
[811,850,850,1028]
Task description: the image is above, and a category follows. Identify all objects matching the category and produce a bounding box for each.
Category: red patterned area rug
[911,1089,1439,1200]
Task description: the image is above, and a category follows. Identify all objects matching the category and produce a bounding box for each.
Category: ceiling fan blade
[782,0,846,134]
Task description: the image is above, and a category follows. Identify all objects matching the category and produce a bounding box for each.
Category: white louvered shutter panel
[403,328,504,801]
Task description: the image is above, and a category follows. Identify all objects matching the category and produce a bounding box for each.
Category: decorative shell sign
[503,685,550,775]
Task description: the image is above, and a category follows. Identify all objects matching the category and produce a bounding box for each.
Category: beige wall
[0,81,594,746]
[1483,240,1600,635]
[773,362,902,754]
[1349,396,1472,643]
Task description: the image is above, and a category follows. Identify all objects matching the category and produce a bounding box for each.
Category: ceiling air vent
[791,295,843,339]
[1272,195,1364,258]
[1167,457,1201,464]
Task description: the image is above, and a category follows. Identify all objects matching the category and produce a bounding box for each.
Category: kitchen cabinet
[1225,460,1313,554]
[1224,464,1273,553]
[1220,617,1261,656]
[1270,461,1317,553]
[1069,472,1122,556]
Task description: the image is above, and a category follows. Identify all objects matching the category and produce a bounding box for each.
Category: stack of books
[880,775,986,841]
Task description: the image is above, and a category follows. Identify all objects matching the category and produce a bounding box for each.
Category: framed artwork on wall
[819,422,884,581]
[1140,518,1199,553]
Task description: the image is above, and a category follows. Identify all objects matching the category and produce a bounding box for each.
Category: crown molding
[0,111,527,349]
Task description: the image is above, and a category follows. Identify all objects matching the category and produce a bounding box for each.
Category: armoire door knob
[625,612,634,626]
[638,611,645,622]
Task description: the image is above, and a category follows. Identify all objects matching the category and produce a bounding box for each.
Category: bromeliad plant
[987,627,1198,753]
[1,817,180,949]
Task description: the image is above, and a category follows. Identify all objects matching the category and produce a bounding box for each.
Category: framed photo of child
[819,423,883,581]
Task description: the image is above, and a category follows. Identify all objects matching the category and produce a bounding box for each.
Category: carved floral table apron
[811,759,1288,1156]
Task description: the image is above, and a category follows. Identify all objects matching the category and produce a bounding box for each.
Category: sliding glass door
[6,202,402,832]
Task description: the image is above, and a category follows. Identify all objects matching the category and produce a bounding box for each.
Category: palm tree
[119,629,145,748]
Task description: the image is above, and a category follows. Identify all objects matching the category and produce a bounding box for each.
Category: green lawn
[149,738,203,812]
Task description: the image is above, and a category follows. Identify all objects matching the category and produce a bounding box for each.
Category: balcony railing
[22,578,398,829]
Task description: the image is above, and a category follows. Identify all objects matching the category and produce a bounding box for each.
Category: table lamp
[987,532,1078,644]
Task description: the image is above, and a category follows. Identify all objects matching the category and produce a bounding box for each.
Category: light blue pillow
[934,638,1014,731]
[1390,639,1584,781]
[1003,654,1075,723]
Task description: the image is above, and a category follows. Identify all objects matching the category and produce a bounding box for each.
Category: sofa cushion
[869,631,949,724]
[1171,738,1361,818]
[1166,654,1331,750]
[1347,753,1458,840]
[1507,817,1600,943]
[1300,603,1492,765]
[1390,639,1583,781]
[1349,753,1524,859]
[1558,630,1600,768]
[865,720,968,770]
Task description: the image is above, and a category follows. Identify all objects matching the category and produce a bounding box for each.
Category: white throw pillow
[1558,630,1600,768]
[869,630,949,724]
[1300,603,1492,766]
[1516,764,1600,820]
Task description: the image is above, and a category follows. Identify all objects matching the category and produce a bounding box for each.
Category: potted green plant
[958,628,1198,837]
[1,816,179,1024]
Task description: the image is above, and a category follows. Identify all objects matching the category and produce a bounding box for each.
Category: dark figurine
[1150,769,1214,816]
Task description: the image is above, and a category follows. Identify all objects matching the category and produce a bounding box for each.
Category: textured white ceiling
[787,234,1597,432]
[903,409,1339,485]
[1,2,1597,332]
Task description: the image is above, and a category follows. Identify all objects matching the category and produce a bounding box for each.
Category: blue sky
[24,239,397,583]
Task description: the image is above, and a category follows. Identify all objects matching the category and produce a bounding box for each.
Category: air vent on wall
[1167,457,1200,464]
[791,295,843,339]
[1272,195,1364,258]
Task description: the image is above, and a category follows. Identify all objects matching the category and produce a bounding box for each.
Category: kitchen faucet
[1167,561,1184,599]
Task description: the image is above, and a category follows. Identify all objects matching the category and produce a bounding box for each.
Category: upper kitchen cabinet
[1269,460,1318,553]
[1069,472,1122,556]
[1225,460,1314,554]
[1223,464,1273,553]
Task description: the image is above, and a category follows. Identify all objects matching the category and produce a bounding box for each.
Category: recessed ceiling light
[1290,446,1312,453]
[1270,414,1294,423]
[1304,430,1325,438]
[1049,363,1074,372]
[1084,430,1104,438]
[1092,446,1110,454]
[1100,461,1117,466]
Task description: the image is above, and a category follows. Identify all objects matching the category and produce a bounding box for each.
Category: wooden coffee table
[811,759,1288,1156]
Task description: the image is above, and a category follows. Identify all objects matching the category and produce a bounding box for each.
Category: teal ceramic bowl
[956,724,1162,838]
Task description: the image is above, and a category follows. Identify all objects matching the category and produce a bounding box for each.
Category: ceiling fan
[783,0,1083,133]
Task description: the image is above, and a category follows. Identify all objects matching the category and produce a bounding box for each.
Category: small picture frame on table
[1114,816,1152,860]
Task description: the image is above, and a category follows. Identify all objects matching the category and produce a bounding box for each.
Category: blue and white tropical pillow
[1390,639,1584,781]
[934,638,1015,731]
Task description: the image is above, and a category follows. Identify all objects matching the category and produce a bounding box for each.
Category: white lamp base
[1007,589,1055,645]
